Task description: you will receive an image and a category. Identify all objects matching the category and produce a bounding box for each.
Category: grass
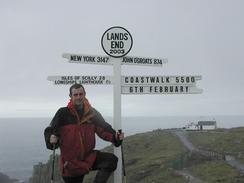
[190,160,244,183]
[186,127,244,182]
[187,127,244,162]
[84,129,189,183]
[30,127,244,183]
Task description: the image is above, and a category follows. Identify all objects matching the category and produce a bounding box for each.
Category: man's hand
[116,130,124,141]
[50,134,58,144]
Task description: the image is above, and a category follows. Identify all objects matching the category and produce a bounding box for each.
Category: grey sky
[0,0,243,117]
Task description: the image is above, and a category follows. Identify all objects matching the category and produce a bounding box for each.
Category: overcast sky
[0,0,243,118]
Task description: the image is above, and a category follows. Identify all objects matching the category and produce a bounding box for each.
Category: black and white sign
[101,26,133,58]
[62,53,112,65]
[121,75,201,85]
[47,75,112,85]
[122,56,167,67]
[121,85,203,94]
[63,53,167,67]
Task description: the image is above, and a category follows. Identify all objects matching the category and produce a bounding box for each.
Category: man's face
[70,87,85,106]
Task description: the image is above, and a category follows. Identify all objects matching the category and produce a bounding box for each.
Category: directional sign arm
[62,53,169,67]
[121,56,168,67]
[121,75,202,86]
[47,75,113,85]
[62,53,112,65]
[121,85,203,94]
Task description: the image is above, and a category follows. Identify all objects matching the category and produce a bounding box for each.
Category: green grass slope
[187,127,244,163]
[85,129,189,183]
[30,128,244,183]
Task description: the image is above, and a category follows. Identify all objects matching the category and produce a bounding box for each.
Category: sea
[0,115,243,182]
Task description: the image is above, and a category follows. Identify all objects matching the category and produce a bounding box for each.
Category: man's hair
[69,83,86,97]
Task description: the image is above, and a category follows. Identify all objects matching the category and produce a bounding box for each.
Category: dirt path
[174,130,195,151]
[225,155,244,173]
[173,130,209,183]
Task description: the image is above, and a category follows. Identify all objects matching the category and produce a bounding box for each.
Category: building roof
[198,121,216,125]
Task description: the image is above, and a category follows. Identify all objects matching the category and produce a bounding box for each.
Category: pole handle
[51,144,56,183]
[118,129,126,182]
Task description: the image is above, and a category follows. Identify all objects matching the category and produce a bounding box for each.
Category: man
[44,83,124,183]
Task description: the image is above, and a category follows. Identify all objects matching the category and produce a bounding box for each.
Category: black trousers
[62,151,118,183]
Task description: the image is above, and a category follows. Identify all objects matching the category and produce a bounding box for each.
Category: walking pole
[51,144,56,183]
[118,130,126,183]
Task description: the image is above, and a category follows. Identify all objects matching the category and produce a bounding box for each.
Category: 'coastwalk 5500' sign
[101,26,133,58]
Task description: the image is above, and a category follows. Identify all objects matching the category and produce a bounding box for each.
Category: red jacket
[44,99,120,177]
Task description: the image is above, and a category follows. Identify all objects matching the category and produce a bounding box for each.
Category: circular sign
[101,26,133,58]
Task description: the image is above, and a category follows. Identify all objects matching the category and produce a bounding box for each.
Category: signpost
[101,27,128,181]
[48,26,203,183]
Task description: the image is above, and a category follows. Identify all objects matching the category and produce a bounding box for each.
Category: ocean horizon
[0,115,243,182]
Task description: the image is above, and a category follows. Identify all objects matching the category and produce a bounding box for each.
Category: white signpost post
[48,26,202,183]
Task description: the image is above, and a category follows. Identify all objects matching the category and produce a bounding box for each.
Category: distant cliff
[0,172,19,183]
[29,154,61,183]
